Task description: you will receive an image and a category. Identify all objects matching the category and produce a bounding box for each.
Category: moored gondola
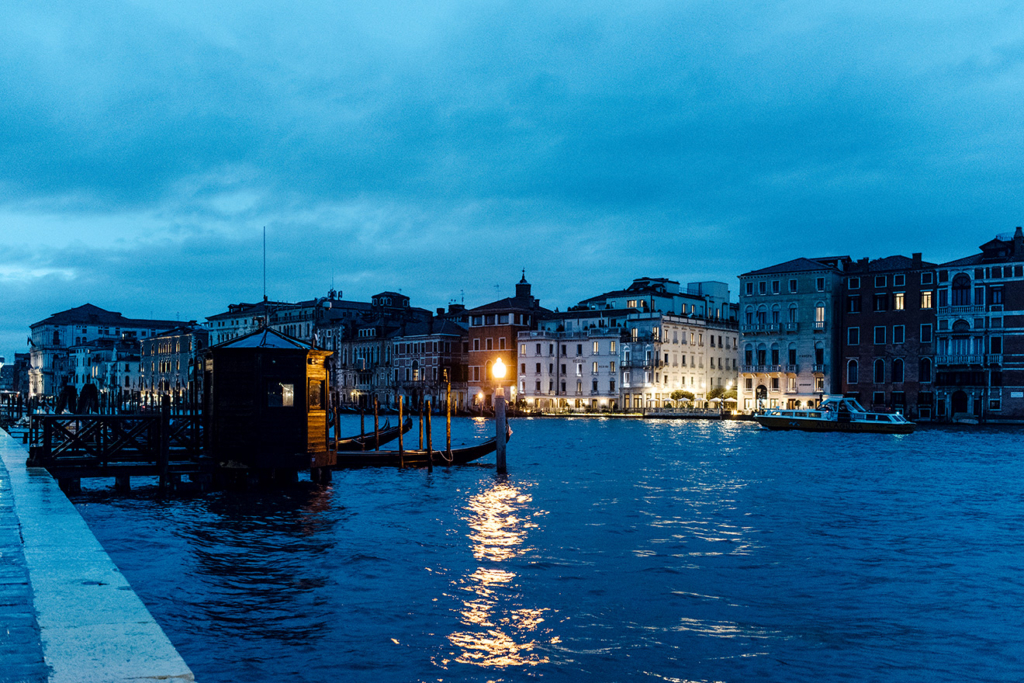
[334,418,413,450]
[333,427,512,468]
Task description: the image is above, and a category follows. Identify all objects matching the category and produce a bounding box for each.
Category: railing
[813,322,826,331]
[937,305,984,315]
[766,365,783,373]
[935,355,984,365]
[988,354,1003,366]
[785,364,799,373]
[785,322,799,332]
[812,364,827,373]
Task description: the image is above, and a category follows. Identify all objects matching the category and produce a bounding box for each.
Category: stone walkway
[0,451,48,683]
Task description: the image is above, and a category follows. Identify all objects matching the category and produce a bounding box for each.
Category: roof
[394,320,467,338]
[32,304,180,330]
[940,254,984,268]
[850,255,937,273]
[741,258,840,277]
[216,328,311,350]
[466,296,550,315]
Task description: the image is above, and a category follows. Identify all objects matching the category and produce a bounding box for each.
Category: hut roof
[217,327,310,350]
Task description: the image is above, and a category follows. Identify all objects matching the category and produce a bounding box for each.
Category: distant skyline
[3,1,1023,362]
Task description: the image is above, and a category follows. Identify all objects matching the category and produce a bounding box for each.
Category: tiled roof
[216,328,310,350]
[33,304,180,330]
[741,258,839,277]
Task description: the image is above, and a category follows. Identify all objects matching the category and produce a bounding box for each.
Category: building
[392,319,469,411]
[840,254,937,419]
[517,326,622,411]
[141,324,209,400]
[738,257,849,412]
[465,274,548,409]
[933,227,1024,421]
[28,304,179,398]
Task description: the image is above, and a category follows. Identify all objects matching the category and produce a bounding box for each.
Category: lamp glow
[493,358,507,379]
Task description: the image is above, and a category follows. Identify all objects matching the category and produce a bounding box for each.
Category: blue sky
[2,0,1023,362]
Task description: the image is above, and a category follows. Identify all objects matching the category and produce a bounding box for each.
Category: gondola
[332,427,512,468]
[334,418,413,451]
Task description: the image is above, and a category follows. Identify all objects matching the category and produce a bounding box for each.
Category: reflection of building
[29,304,179,398]
[465,274,548,408]
[739,258,848,412]
[933,228,1024,421]
[141,324,209,399]
[840,254,937,420]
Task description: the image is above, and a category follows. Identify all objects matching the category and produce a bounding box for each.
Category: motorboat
[754,395,915,434]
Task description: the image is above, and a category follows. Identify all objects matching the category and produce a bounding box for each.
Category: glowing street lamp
[492,358,507,380]
[492,357,508,473]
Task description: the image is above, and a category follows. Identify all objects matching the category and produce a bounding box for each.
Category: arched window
[952,274,971,306]
[788,304,798,323]
[814,341,825,365]
[788,342,797,366]
[756,305,767,324]
[919,358,932,383]
[814,301,826,325]
[873,358,885,384]
[893,358,905,383]
[771,304,781,323]
[848,359,859,384]
[756,343,767,365]
[770,343,780,365]
[745,344,754,366]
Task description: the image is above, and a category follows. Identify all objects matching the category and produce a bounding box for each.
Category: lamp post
[493,357,507,474]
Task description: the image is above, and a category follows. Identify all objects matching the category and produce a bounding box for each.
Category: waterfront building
[28,304,179,398]
[141,324,209,401]
[392,319,469,411]
[517,277,739,411]
[465,274,548,409]
[840,254,937,420]
[933,227,1024,421]
[738,257,849,412]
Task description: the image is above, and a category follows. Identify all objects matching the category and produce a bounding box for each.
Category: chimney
[1015,227,1023,256]
[912,252,922,268]
[436,307,445,316]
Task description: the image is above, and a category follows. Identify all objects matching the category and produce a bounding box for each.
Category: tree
[671,390,694,402]
[706,386,727,400]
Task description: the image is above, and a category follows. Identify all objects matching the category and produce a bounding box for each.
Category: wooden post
[373,397,380,450]
[159,395,170,496]
[360,406,365,451]
[426,399,433,472]
[418,399,424,449]
[398,396,404,468]
[445,371,452,463]
[495,388,507,474]
[333,406,339,452]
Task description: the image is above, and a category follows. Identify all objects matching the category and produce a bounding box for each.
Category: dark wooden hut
[203,328,331,470]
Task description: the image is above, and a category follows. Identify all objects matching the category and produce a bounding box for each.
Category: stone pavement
[0,449,48,683]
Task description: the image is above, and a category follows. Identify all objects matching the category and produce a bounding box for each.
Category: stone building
[840,254,937,419]
[934,228,1024,421]
[392,319,469,411]
[738,257,849,412]
[141,324,209,400]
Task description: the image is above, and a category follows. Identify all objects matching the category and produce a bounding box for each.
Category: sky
[2,0,1023,362]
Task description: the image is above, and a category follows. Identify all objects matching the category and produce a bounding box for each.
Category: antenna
[263,226,267,302]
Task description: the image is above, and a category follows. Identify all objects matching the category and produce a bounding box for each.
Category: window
[610,341,616,353]
[919,358,932,383]
[848,276,860,289]
[920,324,933,343]
[577,344,583,356]
[536,343,541,354]
[788,305,798,323]
[758,281,767,294]
[610,361,616,372]
[991,337,1002,353]
[921,290,933,309]
[520,363,526,374]
[789,279,798,292]
[874,275,887,288]
[535,362,541,373]
[892,358,905,383]
[473,339,480,351]
[745,282,753,295]
[847,296,861,313]
[816,277,825,291]
[847,360,859,384]
[921,272,933,285]
[499,338,507,350]
[872,391,886,405]
[992,288,1004,305]
[894,292,905,310]
[498,314,509,324]
[593,341,599,354]
[267,382,294,408]
[486,338,493,350]
[894,274,905,287]
[951,274,971,306]
[592,361,598,373]
[848,327,860,345]
[873,359,885,384]
[815,304,825,326]
[771,280,780,294]
[893,325,905,344]
[874,326,886,344]
[873,294,887,312]
[485,315,495,325]
[520,344,526,355]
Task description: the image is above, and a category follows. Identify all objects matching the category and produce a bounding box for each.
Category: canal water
[72,417,1022,682]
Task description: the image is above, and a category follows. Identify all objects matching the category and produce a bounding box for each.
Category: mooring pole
[398,395,405,468]
[373,397,380,450]
[418,400,424,449]
[333,405,339,452]
[159,395,170,496]
[426,399,433,472]
[445,372,452,463]
[360,406,365,451]
[495,388,507,474]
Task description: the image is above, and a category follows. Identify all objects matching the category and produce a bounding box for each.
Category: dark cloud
[1,0,1023,360]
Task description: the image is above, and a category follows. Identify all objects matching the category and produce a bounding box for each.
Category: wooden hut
[203,328,332,470]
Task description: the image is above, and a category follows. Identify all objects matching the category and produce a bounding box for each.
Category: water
[72,417,1024,682]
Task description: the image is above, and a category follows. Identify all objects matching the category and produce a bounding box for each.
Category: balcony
[936,355,984,366]
[937,305,984,315]
[988,354,1003,366]
[766,323,781,333]
[813,322,826,331]
[785,364,799,374]
[741,364,769,374]
[741,323,767,333]
[812,364,827,374]
[785,322,799,332]
[766,364,783,373]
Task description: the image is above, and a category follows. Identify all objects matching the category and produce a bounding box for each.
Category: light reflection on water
[444,479,555,668]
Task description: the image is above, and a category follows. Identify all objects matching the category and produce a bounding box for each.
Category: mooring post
[360,407,365,451]
[158,395,170,496]
[373,397,380,450]
[418,400,424,449]
[333,405,339,452]
[426,399,433,472]
[446,375,452,463]
[495,389,507,474]
[398,395,405,468]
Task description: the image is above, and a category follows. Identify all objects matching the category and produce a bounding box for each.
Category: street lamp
[492,357,507,474]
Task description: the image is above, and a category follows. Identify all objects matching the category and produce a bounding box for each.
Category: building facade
[934,228,1024,421]
[392,319,469,411]
[840,254,937,420]
[738,258,848,412]
[141,324,209,400]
